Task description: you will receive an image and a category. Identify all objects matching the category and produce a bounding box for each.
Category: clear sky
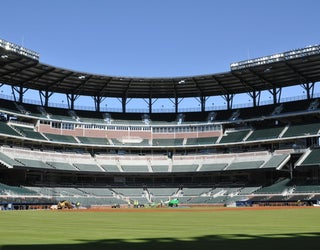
[1,0,320,111]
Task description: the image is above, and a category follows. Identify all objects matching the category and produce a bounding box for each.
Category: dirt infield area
[65,205,316,213]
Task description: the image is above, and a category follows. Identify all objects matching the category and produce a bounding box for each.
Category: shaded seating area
[44,106,76,121]
[293,185,320,193]
[255,178,291,194]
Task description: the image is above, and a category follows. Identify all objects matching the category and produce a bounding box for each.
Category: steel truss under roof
[1,39,320,112]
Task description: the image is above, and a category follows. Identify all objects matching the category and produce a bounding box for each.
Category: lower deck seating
[255,178,291,194]
[2,181,320,208]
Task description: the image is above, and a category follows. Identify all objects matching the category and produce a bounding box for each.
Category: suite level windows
[152,124,221,133]
[41,119,221,133]
[51,122,61,129]
[84,124,106,129]
[51,122,74,130]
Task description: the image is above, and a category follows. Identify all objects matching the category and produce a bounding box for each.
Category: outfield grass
[0,207,319,250]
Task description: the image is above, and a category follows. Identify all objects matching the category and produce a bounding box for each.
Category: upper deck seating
[246,126,284,141]
[282,123,320,138]
[75,110,105,124]
[282,99,313,113]
[44,106,76,121]
[0,99,21,113]
[239,104,276,120]
[21,103,46,117]
[0,122,21,137]
[13,126,47,140]
[219,130,250,144]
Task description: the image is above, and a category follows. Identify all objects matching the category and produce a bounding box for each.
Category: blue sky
[1,0,320,111]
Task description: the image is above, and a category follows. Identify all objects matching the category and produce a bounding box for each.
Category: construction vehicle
[57,200,74,209]
[168,198,179,207]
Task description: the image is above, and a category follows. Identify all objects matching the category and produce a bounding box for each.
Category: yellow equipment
[57,200,74,209]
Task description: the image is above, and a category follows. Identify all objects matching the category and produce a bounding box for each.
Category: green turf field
[0,207,319,250]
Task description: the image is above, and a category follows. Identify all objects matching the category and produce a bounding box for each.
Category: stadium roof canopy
[1,39,320,100]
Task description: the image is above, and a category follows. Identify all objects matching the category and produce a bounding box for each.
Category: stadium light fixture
[0,38,39,61]
[230,44,320,71]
